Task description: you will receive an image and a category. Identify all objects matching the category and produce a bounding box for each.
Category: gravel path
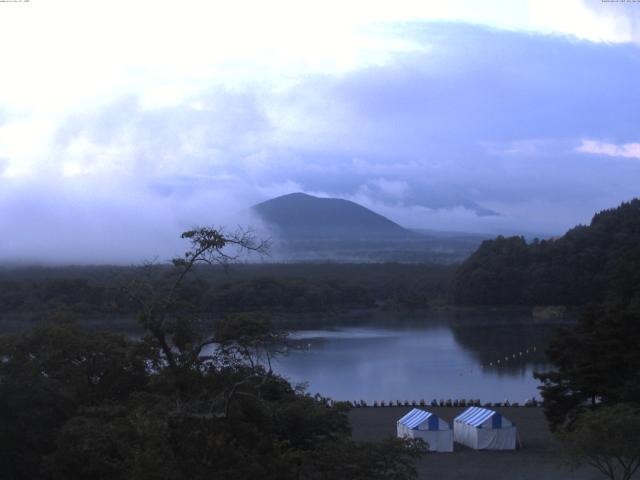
[349,406,603,480]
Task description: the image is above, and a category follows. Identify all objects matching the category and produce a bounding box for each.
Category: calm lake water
[273,320,556,403]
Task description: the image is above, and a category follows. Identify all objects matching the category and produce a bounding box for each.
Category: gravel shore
[349,406,602,480]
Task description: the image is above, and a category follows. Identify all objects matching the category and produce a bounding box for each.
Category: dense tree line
[208,277,375,312]
[453,199,640,306]
[0,263,454,320]
[0,276,377,316]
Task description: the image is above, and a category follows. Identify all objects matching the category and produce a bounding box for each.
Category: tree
[535,302,640,430]
[0,320,149,480]
[534,241,640,479]
[128,227,269,372]
[0,227,426,480]
[560,404,640,480]
[299,437,427,480]
[534,238,640,430]
[214,313,286,372]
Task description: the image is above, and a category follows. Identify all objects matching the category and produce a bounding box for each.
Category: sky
[0,0,639,263]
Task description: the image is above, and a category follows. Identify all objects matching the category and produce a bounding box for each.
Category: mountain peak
[277,192,314,200]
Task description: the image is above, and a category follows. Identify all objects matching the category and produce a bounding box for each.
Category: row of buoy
[345,398,541,408]
[481,346,537,368]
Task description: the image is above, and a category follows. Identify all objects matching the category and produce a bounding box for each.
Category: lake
[274,319,557,404]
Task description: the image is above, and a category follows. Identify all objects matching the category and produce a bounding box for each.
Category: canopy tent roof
[455,406,509,428]
[454,406,517,450]
[397,408,453,452]
[398,408,439,430]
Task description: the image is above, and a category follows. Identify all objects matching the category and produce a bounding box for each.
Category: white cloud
[366,178,411,199]
[529,0,639,44]
[0,117,57,177]
[0,173,257,264]
[0,5,639,262]
[0,0,637,180]
[577,139,640,159]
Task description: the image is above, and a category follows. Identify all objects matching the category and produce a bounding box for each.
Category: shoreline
[0,304,579,333]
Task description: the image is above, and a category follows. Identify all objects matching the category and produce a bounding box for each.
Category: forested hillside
[453,199,640,306]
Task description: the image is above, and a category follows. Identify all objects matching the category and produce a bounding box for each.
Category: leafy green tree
[214,313,286,372]
[51,405,137,480]
[0,321,149,480]
[299,437,427,480]
[560,404,640,480]
[535,302,640,430]
[127,227,269,372]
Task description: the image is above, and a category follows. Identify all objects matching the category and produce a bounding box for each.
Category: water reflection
[449,324,553,376]
[274,322,555,403]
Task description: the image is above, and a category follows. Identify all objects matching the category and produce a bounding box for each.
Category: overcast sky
[1,0,639,263]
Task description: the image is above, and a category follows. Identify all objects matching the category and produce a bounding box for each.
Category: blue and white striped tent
[397,408,453,452]
[454,407,517,450]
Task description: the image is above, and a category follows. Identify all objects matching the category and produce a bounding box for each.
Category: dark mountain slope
[452,199,640,305]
